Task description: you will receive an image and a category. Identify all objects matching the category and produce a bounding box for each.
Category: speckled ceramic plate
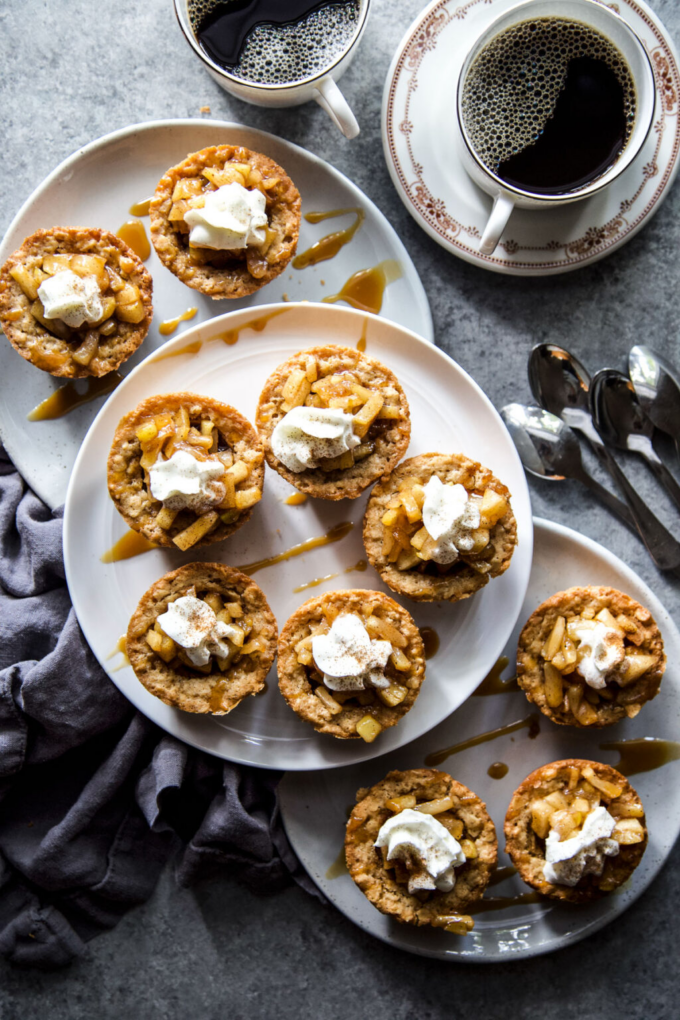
[279,517,680,958]
[62,302,532,771]
[381,0,680,275]
[0,118,433,510]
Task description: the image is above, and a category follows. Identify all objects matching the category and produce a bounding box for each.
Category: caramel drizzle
[285,492,308,506]
[238,521,354,576]
[293,207,365,270]
[325,848,349,880]
[27,374,122,421]
[128,198,151,216]
[487,761,509,780]
[154,339,203,361]
[488,866,517,886]
[101,530,157,563]
[322,260,402,316]
[469,892,541,914]
[107,635,130,672]
[117,220,151,261]
[599,738,680,776]
[293,558,367,594]
[356,316,368,352]
[420,627,439,660]
[425,715,540,767]
[213,307,290,346]
[159,307,198,336]
[473,656,519,696]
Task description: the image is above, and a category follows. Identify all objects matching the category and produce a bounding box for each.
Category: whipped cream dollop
[148,449,225,512]
[543,805,619,887]
[570,619,625,689]
[312,614,392,692]
[375,809,466,894]
[157,596,241,667]
[421,476,481,565]
[37,269,104,328]
[184,182,267,250]
[271,405,360,473]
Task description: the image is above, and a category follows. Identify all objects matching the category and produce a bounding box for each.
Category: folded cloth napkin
[0,448,317,969]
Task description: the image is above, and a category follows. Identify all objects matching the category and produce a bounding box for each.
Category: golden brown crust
[256,345,411,500]
[107,392,264,547]
[346,769,497,925]
[363,452,517,602]
[517,586,665,728]
[277,589,425,738]
[150,144,300,298]
[126,562,277,715]
[504,759,647,903]
[0,226,152,377]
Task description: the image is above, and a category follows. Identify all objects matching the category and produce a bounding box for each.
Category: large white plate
[382,0,680,275]
[63,302,532,771]
[0,119,433,510]
[280,517,680,956]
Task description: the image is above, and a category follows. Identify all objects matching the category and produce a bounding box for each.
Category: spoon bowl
[629,345,680,448]
[528,343,593,433]
[501,403,589,480]
[589,368,653,454]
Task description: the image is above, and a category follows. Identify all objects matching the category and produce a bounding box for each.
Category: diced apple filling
[529,768,645,848]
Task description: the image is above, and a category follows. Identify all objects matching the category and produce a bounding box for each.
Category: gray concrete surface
[1,0,679,1016]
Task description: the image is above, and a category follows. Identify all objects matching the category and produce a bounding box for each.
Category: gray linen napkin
[0,448,317,969]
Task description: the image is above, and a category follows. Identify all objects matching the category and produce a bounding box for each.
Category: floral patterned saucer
[381,0,680,275]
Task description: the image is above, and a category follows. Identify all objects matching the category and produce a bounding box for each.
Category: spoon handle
[598,447,680,570]
[572,468,637,532]
[644,456,680,513]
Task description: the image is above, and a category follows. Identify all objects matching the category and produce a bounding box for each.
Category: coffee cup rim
[455,0,657,203]
[173,0,371,92]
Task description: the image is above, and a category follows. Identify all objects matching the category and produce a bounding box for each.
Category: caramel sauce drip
[488,866,517,886]
[357,316,368,352]
[325,848,349,880]
[293,207,365,270]
[239,521,354,576]
[214,307,290,346]
[209,680,228,713]
[473,656,519,696]
[129,198,151,216]
[159,308,198,336]
[285,492,308,506]
[107,635,130,672]
[420,627,440,660]
[117,220,151,260]
[154,339,203,361]
[322,259,402,316]
[101,530,157,563]
[425,714,540,767]
[469,891,541,914]
[27,374,122,421]
[292,556,367,594]
[599,738,680,776]
[487,761,509,780]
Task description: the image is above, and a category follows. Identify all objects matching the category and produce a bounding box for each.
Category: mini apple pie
[346,769,497,931]
[126,562,277,714]
[150,144,300,298]
[0,226,152,377]
[277,589,425,741]
[363,452,516,603]
[505,759,647,903]
[256,345,411,500]
[517,586,665,728]
[107,392,264,549]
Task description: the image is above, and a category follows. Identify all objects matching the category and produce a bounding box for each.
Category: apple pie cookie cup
[505,759,647,904]
[256,345,411,500]
[107,392,264,550]
[346,769,497,931]
[277,589,425,741]
[0,226,152,377]
[126,563,277,715]
[150,144,300,298]
[363,453,517,603]
[517,586,665,728]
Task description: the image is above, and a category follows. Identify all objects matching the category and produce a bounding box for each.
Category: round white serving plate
[0,118,433,510]
[280,517,680,957]
[382,0,680,275]
[63,302,532,771]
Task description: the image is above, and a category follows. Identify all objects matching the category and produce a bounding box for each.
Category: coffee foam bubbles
[461,18,636,175]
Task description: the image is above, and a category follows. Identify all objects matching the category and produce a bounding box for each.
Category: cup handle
[479,194,515,255]
[314,77,360,139]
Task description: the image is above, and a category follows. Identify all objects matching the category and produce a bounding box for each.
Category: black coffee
[190,0,361,85]
[461,18,636,195]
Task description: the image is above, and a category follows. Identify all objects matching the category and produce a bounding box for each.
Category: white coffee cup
[455,0,656,255]
[173,0,370,139]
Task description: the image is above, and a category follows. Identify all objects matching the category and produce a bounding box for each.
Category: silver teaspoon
[590,368,680,512]
[629,345,680,453]
[501,403,636,531]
